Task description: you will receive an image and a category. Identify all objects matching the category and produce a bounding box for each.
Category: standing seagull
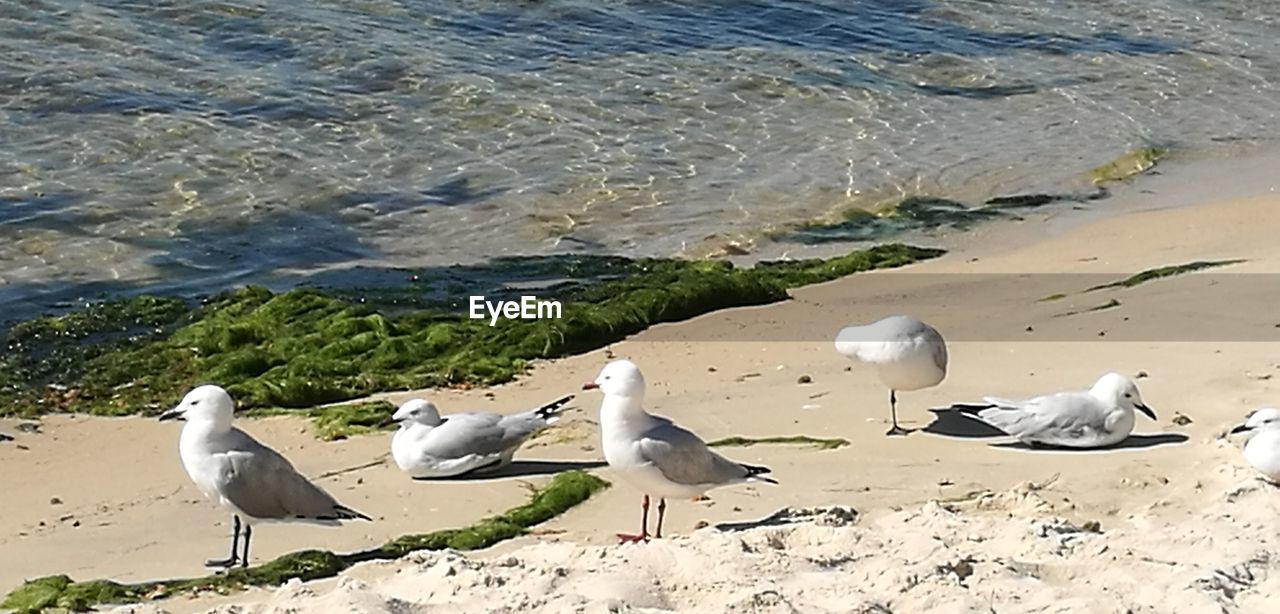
[158,385,371,568]
[1229,408,1280,483]
[385,394,573,479]
[835,315,948,436]
[584,360,777,543]
[953,372,1156,448]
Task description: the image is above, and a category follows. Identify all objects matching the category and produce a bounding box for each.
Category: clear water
[2,0,1279,318]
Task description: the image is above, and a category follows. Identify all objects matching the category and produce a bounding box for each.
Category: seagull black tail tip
[743,463,779,485]
[950,403,996,416]
[535,394,575,420]
[337,505,373,522]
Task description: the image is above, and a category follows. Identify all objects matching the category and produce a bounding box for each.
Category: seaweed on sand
[0,245,943,418]
[0,471,608,613]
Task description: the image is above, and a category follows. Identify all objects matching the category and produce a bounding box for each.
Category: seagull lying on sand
[385,395,573,479]
[835,315,948,436]
[159,385,371,568]
[584,359,777,542]
[1229,408,1280,483]
[952,372,1156,448]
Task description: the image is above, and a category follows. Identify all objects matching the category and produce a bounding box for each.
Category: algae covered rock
[1087,146,1167,184]
[0,245,942,418]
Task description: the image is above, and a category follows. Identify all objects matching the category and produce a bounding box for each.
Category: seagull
[385,394,574,479]
[1229,408,1280,483]
[835,315,948,435]
[952,372,1157,448]
[158,385,371,568]
[584,359,777,542]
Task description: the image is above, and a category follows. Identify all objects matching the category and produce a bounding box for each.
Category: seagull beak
[1136,403,1157,421]
[582,382,599,390]
[1229,423,1251,435]
[376,416,397,428]
[157,407,184,422]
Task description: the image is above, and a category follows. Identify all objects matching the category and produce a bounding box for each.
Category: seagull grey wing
[219,429,365,522]
[636,422,749,487]
[925,326,948,373]
[420,413,510,459]
[981,394,1105,444]
[496,410,554,448]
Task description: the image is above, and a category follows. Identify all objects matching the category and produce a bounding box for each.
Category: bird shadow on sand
[989,433,1189,452]
[412,459,606,482]
[922,408,1189,451]
[714,507,859,533]
[922,408,1009,438]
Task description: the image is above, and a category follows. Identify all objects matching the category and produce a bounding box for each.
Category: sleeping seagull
[158,385,371,568]
[952,372,1156,448]
[835,315,948,436]
[584,359,777,543]
[385,394,574,479]
[1229,408,1280,483]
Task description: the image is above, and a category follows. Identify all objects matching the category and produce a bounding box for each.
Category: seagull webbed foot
[616,532,650,544]
[204,556,239,569]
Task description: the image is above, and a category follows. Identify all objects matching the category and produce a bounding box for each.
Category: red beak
[582,382,599,390]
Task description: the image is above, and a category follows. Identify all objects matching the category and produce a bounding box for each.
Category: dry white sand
[114,459,1280,614]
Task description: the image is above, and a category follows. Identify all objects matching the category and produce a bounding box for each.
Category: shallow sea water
[2,0,1279,318]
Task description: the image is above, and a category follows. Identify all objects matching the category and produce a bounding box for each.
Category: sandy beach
[4,170,1280,612]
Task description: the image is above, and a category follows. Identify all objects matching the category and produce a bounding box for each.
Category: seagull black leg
[886,389,911,436]
[618,494,650,543]
[240,523,252,567]
[654,498,667,539]
[205,515,241,568]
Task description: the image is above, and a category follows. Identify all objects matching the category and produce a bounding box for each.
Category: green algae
[1054,298,1123,319]
[1087,147,1168,184]
[308,400,398,441]
[0,575,73,612]
[892,196,1002,228]
[0,295,191,417]
[982,194,1057,209]
[1088,298,1123,312]
[706,435,850,450]
[1085,259,1245,292]
[0,245,942,418]
[774,195,1012,245]
[243,399,397,441]
[1,471,609,613]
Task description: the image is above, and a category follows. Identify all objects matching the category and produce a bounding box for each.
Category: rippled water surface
[2,0,1279,316]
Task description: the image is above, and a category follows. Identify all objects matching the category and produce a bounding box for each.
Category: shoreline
[3,158,1280,610]
[6,142,1280,329]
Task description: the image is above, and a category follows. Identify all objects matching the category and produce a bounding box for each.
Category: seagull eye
[1123,393,1132,399]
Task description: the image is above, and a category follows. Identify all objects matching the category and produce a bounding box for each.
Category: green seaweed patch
[707,435,849,450]
[1,471,609,613]
[1088,298,1123,312]
[309,400,397,441]
[243,399,397,441]
[1087,147,1168,184]
[1085,259,1245,292]
[1,244,943,417]
[893,196,1002,228]
[983,194,1057,209]
[1054,298,1123,318]
[1037,293,1068,303]
[773,196,1006,245]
